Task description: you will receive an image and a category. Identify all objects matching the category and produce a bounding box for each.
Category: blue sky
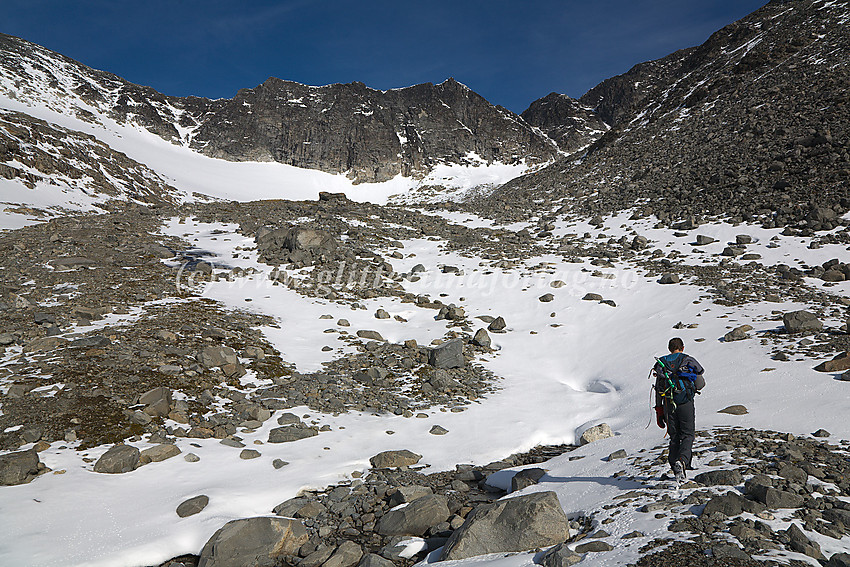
[4,0,766,113]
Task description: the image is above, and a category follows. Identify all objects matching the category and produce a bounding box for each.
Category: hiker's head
[668,337,684,353]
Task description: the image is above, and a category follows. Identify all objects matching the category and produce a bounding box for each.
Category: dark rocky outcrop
[0,448,40,485]
[197,517,309,567]
[440,491,570,560]
[488,0,850,231]
[520,93,608,153]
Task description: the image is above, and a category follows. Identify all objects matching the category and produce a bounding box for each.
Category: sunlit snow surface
[0,208,848,566]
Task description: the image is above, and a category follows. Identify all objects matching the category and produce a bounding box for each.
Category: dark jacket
[654,352,705,407]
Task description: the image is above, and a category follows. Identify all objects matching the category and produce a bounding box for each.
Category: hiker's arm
[693,374,705,391]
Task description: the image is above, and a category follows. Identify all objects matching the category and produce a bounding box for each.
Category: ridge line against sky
[4,0,766,113]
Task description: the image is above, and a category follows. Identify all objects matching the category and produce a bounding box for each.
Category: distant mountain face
[520,93,608,154]
[187,77,567,182]
[0,34,602,184]
[493,0,850,231]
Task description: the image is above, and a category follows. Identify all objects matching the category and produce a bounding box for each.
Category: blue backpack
[655,353,698,405]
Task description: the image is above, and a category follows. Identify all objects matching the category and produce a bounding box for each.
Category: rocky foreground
[112,425,850,567]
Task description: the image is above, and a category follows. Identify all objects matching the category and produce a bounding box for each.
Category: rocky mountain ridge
[520,93,608,154]
[0,33,588,184]
[491,0,850,231]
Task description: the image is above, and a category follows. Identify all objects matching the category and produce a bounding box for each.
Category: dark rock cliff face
[520,93,608,154]
[187,78,559,182]
[0,34,564,183]
[483,0,850,230]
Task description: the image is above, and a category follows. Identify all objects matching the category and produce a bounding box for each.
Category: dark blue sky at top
[4,0,766,113]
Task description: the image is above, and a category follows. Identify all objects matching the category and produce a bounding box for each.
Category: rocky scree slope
[0,108,179,208]
[488,0,850,230]
[0,33,575,184]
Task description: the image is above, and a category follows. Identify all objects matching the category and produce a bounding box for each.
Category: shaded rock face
[0,448,40,485]
[93,444,140,474]
[197,516,309,567]
[520,93,608,154]
[375,494,450,536]
[440,491,570,560]
[189,78,558,183]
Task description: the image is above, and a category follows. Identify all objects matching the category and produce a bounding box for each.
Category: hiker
[653,337,705,481]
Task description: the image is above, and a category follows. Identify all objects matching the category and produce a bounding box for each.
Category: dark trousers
[665,399,695,469]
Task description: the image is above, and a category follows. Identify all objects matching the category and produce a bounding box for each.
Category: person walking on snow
[653,337,705,482]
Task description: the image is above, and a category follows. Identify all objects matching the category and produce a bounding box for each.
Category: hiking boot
[673,460,686,482]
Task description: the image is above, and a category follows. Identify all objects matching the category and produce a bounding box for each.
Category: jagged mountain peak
[520,93,609,154]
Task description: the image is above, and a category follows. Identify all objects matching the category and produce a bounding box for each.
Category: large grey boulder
[751,486,804,509]
[428,339,465,369]
[694,469,742,486]
[702,492,764,517]
[370,450,421,469]
[783,310,823,333]
[198,517,309,567]
[0,448,40,486]
[472,328,491,348]
[578,423,613,445]
[511,468,547,492]
[256,226,338,264]
[376,494,450,536]
[198,346,239,368]
[139,386,172,417]
[140,444,181,464]
[177,495,210,518]
[539,542,582,567]
[440,491,570,561]
[323,541,363,567]
[268,426,318,443]
[93,444,140,474]
[285,228,337,251]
